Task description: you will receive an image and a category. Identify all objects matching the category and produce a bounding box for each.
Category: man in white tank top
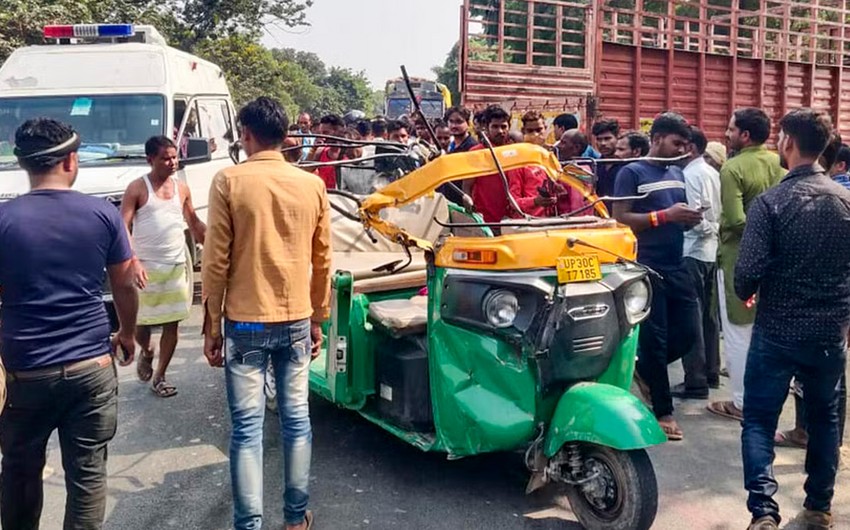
[120,136,206,397]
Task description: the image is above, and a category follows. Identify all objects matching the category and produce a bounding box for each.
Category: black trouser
[793,373,847,447]
[0,358,118,530]
[637,265,705,418]
[684,257,721,386]
[742,332,845,522]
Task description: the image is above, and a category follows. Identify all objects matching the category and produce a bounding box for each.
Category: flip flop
[658,420,684,442]
[136,349,154,382]
[707,400,743,421]
[774,429,807,449]
[151,378,178,398]
[305,510,313,530]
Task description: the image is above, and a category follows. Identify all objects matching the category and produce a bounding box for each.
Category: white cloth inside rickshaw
[367,296,429,336]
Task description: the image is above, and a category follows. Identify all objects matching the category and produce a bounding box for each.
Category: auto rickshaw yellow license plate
[557,255,602,284]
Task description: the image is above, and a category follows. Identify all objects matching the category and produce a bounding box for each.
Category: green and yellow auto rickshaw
[312,142,666,530]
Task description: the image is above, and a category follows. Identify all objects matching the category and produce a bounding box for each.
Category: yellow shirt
[202,151,332,337]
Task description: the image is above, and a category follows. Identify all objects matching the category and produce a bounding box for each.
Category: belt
[8,353,113,382]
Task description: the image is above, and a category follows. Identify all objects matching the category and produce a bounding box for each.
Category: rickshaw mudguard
[543,383,666,457]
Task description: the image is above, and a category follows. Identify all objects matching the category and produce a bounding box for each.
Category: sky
[262,0,464,89]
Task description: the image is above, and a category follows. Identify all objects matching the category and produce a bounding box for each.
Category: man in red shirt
[467,106,585,223]
[308,114,346,189]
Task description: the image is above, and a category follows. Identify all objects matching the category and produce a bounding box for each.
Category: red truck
[459,0,850,140]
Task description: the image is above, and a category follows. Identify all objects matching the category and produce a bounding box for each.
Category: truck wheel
[556,446,657,530]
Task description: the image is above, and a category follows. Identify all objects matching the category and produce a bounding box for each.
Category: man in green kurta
[708,108,785,422]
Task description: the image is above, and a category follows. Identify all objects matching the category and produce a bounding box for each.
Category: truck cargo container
[460,0,850,139]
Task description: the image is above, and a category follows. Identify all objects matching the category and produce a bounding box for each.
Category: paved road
[38,305,849,530]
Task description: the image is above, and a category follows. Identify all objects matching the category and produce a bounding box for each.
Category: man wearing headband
[0,118,138,528]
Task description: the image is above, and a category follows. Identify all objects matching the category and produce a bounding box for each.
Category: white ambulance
[0,23,238,267]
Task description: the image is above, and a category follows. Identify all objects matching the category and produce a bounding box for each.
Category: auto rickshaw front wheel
[551,445,658,530]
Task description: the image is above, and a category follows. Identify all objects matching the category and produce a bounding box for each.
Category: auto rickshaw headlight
[623,279,651,325]
[482,289,519,328]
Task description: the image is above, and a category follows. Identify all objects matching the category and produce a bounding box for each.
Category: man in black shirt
[736,108,850,530]
[591,119,621,201]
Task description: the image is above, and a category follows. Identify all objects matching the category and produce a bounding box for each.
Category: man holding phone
[675,126,722,400]
[613,112,704,441]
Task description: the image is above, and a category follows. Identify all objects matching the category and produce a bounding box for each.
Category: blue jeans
[742,331,846,523]
[225,319,312,529]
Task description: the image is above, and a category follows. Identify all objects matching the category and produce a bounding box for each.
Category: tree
[0,0,384,118]
[0,0,313,62]
[195,34,297,114]
[183,0,313,44]
[272,48,327,82]
[432,42,461,105]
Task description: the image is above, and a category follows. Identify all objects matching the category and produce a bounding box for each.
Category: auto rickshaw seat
[367,296,428,336]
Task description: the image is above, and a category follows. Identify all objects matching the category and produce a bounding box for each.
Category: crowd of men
[278,102,849,530]
[0,95,847,530]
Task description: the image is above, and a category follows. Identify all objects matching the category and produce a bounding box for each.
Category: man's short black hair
[621,131,650,156]
[14,118,80,175]
[145,136,176,157]
[483,105,510,125]
[356,119,372,137]
[733,107,772,145]
[649,112,691,142]
[689,126,708,155]
[554,113,579,131]
[319,114,345,129]
[434,119,449,129]
[372,119,387,136]
[779,108,833,158]
[238,97,289,146]
[387,120,409,134]
[592,119,620,138]
[444,106,471,123]
[835,144,850,170]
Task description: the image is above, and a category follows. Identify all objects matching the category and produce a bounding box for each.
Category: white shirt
[133,175,186,265]
[683,156,721,262]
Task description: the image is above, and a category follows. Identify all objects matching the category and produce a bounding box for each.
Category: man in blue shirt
[613,112,704,441]
[0,118,138,529]
[829,143,850,190]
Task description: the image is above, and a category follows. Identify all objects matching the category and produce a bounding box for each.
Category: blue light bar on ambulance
[43,24,135,39]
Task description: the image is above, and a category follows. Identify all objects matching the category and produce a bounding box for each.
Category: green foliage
[0,0,381,118]
[432,42,460,105]
[194,34,297,114]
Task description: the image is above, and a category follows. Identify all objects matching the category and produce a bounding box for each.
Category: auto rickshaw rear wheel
[551,444,657,530]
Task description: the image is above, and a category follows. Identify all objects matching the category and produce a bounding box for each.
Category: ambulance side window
[196,99,232,160]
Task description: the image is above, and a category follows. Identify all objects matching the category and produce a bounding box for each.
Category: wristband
[657,209,667,225]
[649,211,659,227]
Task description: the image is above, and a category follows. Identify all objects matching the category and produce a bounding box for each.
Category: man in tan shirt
[202,97,331,530]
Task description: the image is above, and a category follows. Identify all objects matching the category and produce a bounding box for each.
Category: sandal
[707,400,743,421]
[305,510,313,530]
[151,378,178,398]
[658,419,684,442]
[774,429,807,449]
[136,348,154,382]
